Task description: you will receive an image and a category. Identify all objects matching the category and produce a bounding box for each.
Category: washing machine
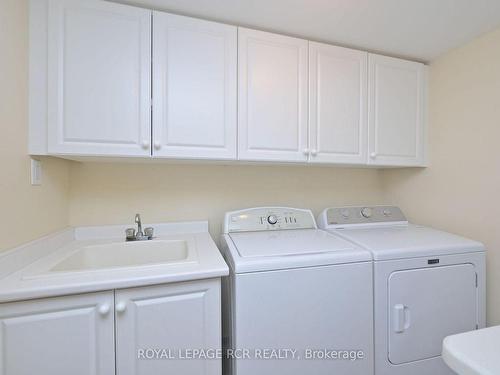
[219,207,374,375]
[317,205,486,375]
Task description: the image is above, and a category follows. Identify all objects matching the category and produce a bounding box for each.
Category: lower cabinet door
[0,291,115,375]
[115,279,221,375]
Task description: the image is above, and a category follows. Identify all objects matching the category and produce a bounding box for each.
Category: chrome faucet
[126,214,154,241]
[135,214,143,238]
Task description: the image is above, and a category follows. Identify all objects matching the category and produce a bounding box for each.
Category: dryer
[219,207,374,375]
[318,205,486,375]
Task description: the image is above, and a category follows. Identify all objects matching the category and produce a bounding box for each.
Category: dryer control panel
[318,206,407,228]
[224,207,317,233]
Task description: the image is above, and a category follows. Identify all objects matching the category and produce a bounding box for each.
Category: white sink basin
[49,240,190,272]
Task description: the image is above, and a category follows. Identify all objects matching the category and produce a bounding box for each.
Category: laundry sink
[49,239,190,272]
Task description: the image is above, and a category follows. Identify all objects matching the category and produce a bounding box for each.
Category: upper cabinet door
[368,54,427,166]
[47,0,151,156]
[238,28,308,162]
[152,12,237,160]
[309,42,368,164]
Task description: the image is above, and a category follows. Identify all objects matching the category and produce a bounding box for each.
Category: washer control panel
[224,207,317,233]
[322,206,407,227]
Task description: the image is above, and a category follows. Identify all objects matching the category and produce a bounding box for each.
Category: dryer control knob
[361,207,373,218]
[341,209,350,218]
[267,215,278,225]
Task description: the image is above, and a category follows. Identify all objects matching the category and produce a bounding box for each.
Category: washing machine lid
[335,224,484,261]
[228,229,371,273]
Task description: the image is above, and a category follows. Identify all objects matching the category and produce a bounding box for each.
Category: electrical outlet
[31,158,42,186]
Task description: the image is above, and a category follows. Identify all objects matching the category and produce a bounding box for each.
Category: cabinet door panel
[238,28,308,162]
[368,54,426,166]
[309,42,367,164]
[153,12,237,159]
[115,279,221,375]
[48,0,151,156]
[0,292,114,375]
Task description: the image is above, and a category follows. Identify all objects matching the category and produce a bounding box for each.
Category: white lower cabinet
[115,279,221,375]
[0,291,115,375]
[0,279,221,375]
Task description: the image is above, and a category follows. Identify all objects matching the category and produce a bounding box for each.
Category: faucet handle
[125,228,136,241]
[144,227,154,239]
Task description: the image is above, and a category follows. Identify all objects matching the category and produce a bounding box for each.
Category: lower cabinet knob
[303,148,309,155]
[311,149,318,156]
[98,304,110,316]
[370,152,377,158]
[116,302,127,313]
[141,140,150,149]
[154,141,161,150]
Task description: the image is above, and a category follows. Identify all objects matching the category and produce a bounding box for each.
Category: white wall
[0,0,70,252]
[69,163,384,242]
[383,26,500,325]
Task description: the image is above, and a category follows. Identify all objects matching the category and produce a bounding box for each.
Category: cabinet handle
[116,302,127,313]
[154,141,161,150]
[311,149,318,156]
[141,140,150,149]
[303,148,310,155]
[370,152,377,159]
[98,304,110,316]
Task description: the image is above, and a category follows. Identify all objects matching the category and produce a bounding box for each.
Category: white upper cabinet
[152,12,237,159]
[30,0,428,166]
[47,0,151,156]
[368,54,427,166]
[309,42,368,164]
[238,28,309,162]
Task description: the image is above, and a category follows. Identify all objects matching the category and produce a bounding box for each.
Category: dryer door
[388,264,477,365]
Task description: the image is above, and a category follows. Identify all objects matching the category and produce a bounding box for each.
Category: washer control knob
[267,215,278,225]
[361,207,373,218]
[383,209,392,217]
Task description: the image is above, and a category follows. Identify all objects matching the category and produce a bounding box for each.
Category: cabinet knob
[311,149,318,156]
[370,152,377,159]
[116,302,127,313]
[141,140,150,149]
[98,304,110,316]
[154,141,161,150]
[303,148,310,155]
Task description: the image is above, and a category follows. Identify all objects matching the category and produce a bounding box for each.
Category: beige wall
[68,163,384,243]
[0,0,70,252]
[383,27,500,325]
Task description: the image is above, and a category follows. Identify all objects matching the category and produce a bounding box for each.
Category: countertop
[0,221,228,303]
[443,326,500,375]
